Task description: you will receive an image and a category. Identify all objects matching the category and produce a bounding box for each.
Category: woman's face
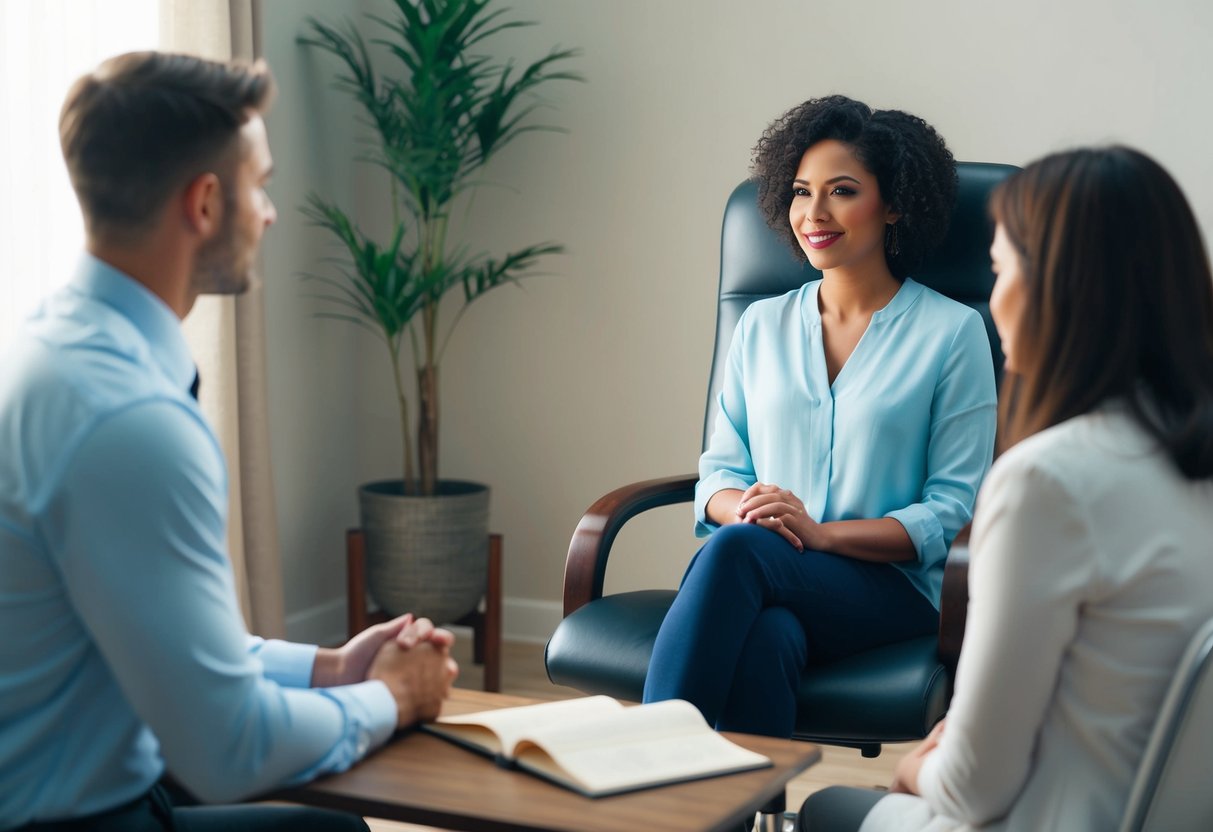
[989,223,1028,373]
[788,139,899,276]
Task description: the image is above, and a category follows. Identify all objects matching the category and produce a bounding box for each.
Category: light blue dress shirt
[695,278,997,606]
[0,255,396,828]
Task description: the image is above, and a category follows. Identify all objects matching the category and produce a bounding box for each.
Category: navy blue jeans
[642,523,939,736]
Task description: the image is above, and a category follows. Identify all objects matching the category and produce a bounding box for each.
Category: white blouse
[862,404,1213,831]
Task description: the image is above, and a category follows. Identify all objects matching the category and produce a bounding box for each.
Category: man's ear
[182,172,224,240]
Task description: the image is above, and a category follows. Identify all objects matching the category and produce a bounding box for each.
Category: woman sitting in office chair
[800,146,1213,831]
[642,96,998,737]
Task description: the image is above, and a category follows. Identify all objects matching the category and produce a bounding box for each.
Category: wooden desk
[272,689,821,832]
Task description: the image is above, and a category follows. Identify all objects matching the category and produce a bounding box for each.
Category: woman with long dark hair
[800,145,1213,831]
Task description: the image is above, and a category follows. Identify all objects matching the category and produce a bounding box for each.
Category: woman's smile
[805,231,844,249]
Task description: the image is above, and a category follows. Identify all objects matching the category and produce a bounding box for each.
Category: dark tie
[189,371,200,401]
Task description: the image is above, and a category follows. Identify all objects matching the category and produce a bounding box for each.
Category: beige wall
[262,0,1213,643]
[259,0,365,640]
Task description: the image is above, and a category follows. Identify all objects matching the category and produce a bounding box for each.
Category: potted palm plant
[300,0,580,623]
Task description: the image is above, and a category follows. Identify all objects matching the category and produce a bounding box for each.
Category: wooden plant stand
[345,528,501,692]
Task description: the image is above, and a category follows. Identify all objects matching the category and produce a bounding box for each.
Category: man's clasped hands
[311,614,460,728]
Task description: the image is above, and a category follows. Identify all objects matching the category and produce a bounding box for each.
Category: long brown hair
[990,146,1213,478]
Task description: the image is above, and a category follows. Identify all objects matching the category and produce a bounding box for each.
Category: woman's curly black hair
[751,95,957,279]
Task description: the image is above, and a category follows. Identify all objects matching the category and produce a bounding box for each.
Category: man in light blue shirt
[0,52,457,831]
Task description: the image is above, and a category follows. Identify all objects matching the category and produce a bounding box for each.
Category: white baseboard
[502,597,563,645]
[283,595,563,647]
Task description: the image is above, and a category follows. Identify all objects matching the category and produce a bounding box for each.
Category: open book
[423,695,772,797]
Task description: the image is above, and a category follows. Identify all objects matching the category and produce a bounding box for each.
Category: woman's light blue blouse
[694,278,997,607]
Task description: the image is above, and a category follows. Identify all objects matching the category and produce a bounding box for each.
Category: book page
[513,698,715,752]
[512,700,771,796]
[428,695,622,755]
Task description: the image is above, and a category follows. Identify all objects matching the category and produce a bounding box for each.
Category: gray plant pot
[358,479,490,625]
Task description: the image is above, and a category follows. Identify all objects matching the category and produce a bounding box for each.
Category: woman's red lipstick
[805,231,843,250]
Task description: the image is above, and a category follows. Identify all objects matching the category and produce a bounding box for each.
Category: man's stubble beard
[191,198,252,297]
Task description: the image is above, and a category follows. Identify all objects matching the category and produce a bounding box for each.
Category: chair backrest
[1119,617,1213,832]
[703,162,1019,447]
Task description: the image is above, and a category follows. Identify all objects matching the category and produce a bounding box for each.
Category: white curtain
[0,0,158,351]
[160,0,286,638]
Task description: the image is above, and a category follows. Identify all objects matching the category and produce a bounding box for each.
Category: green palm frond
[299,0,580,493]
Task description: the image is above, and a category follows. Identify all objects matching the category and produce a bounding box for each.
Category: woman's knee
[709,521,775,548]
[691,523,781,578]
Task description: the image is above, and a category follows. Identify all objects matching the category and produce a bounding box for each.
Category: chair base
[347,528,502,692]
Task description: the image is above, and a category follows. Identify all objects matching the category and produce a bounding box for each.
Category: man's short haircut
[59,51,275,240]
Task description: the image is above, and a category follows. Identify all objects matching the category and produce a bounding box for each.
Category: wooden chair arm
[938,525,971,675]
[562,474,698,616]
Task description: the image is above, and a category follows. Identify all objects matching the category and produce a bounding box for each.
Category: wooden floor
[364,638,907,831]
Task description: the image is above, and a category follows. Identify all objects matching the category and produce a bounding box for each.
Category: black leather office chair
[546,162,1019,757]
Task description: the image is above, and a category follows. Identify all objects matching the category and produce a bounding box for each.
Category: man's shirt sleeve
[246,636,318,688]
[41,399,396,803]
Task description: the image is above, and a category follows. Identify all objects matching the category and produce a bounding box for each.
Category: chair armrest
[937,524,971,675]
[563,474,698,616]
